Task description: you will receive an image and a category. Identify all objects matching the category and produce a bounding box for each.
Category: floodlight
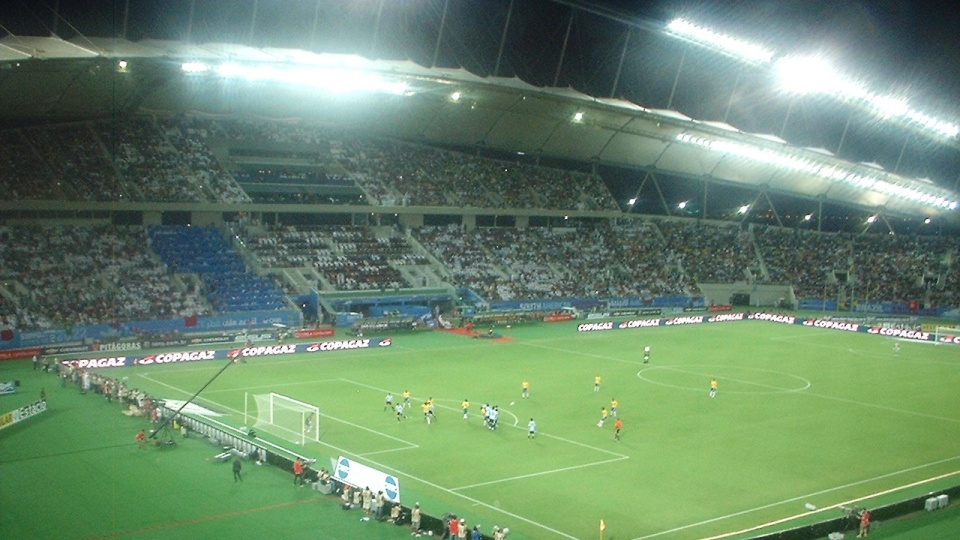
[678,201,688,209]
[573,112,584,122]
[451,91,461,101]
[117,60,127,69]
[738,205,750,214]
[181,62,210,73]
[628,198,637,205]
[673,132,957,211]
[665,18,774,65]
[924,218,932,224]
[804,214,813,221]
[871,95,909,118]
[866,215,877,223]
[774,55,852,96]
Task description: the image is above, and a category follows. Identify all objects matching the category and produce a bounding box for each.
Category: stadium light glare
[774,55,853,96]
[451,91,461,101]
[737,205,750,214]
[118,60,127,70]
[665,18,774,65]
[674,132,957,211]
[774,56,959,139]
[181,62,210,73]
[678,201,688,209]
[573,111,584,122]
[804,213,813,221]
[209,63,407,95]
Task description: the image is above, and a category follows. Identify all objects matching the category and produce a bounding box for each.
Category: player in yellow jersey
[594,375,601,392]
[521,380,530,399]
[461,399,470,419]
[610,398,618,417]
[421,402,432,424]
[710,378,718,398]
[403,389,411,407]
[598,406,608,427]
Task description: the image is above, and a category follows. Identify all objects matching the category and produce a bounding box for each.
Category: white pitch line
[700,468,960,540]
[137,373,582,540]
[631,454,960,540]
[637,365,811,393]
[204,378,344,394]
[451,455,628,491]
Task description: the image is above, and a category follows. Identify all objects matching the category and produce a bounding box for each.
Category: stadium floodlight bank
[247,392,320,445]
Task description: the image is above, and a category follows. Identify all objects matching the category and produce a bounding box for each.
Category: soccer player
[643,345,651,363]
[527,418,536,439]
[462,399,470,419]
[427,397,436,420]
[395,403,405,422]
[403,389,411,407]
[421,402,431,424]
[610,398,618,417]
[384,392,394,411]
[594,375,602,392]
[598,407,608,427]
[521,380,530,399]
[893,342,900,356]
[710,378,718,398]
[614,418,622,441]
[135,429,146,450]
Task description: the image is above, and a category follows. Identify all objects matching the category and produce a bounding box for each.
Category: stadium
[2,1,960,539]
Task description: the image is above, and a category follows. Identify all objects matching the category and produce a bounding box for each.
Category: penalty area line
[451,455,629,491]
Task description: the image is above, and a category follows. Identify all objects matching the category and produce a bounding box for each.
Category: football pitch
[108,318,960,539]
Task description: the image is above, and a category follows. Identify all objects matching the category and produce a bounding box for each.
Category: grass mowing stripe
[84,499,318,539]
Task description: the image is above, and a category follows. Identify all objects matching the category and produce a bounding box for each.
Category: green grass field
[5,317,960,540]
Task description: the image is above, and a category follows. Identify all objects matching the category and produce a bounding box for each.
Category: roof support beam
[553,9,575,87]
[493,0,515,77]
[431,0,451,67]
[610,28,631,98]
[650,173,672,216]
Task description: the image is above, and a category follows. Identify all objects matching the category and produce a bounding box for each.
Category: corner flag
[600,520,606,531]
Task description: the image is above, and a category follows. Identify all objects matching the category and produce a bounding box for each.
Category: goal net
[249,392,320,445]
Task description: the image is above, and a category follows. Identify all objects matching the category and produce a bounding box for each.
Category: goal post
[249,392,320,445]
[934,326,960,345]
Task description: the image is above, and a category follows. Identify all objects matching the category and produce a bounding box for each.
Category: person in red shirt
[448,516,459,539]
[135,429,146,450]
[293,458,304,486]
[857,509,870,537]
[614,418,623,441]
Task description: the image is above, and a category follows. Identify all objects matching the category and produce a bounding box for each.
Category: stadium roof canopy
[0,35,957,219]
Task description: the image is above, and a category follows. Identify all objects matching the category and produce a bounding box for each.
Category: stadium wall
[0,309,301,352]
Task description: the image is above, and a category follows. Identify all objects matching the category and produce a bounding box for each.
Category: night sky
[2,0,959,229]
